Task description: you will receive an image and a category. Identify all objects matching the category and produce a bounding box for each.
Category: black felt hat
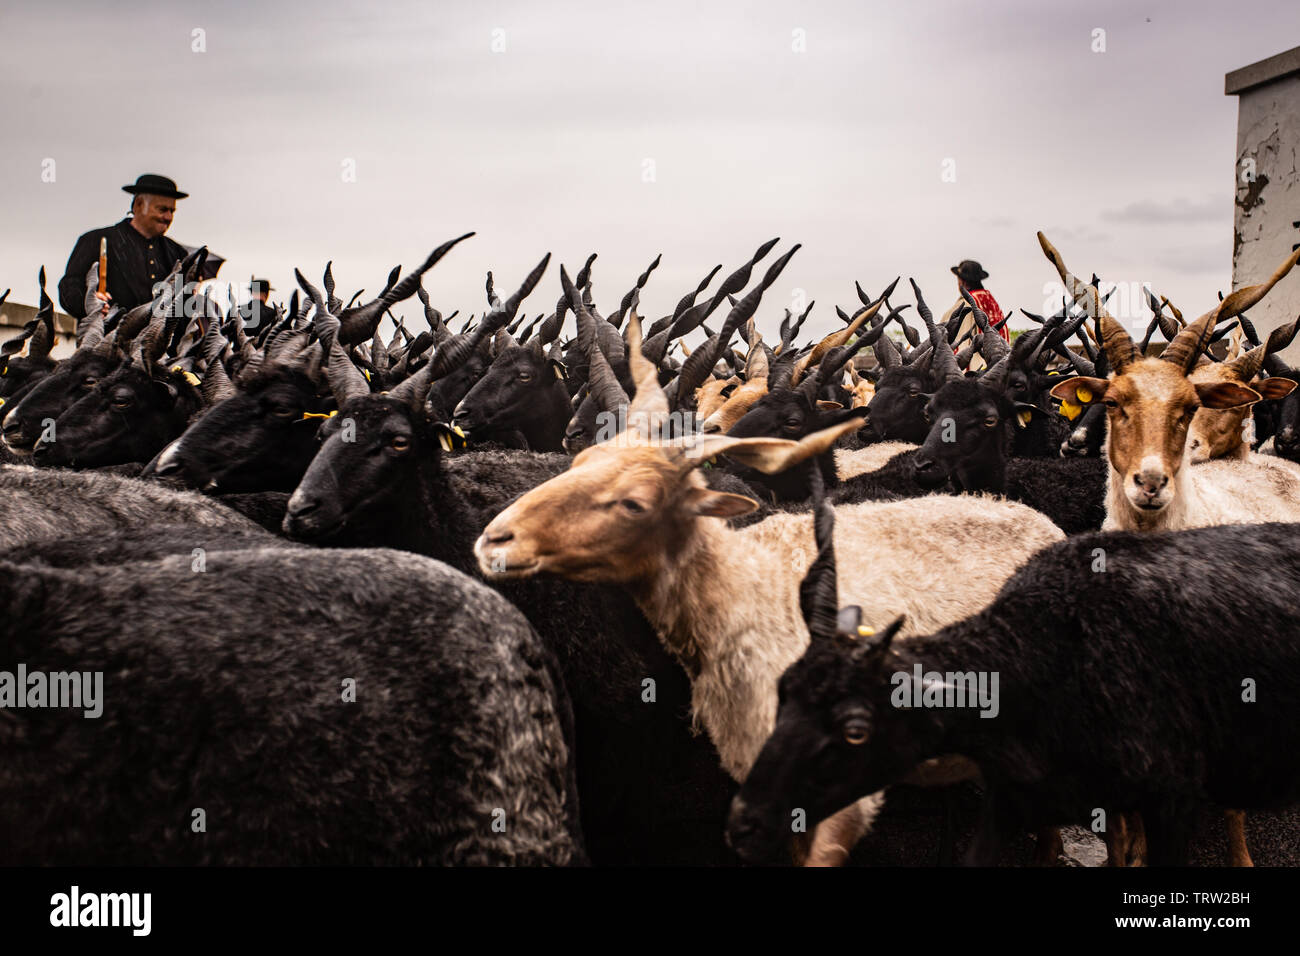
[122,174,189,199]
[951,259,989,285]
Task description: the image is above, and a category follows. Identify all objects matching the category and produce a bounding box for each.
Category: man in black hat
[57,174,190,318]
[945,259,1007,368]
[244,278,278,336]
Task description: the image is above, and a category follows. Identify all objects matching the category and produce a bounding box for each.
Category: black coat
[58,218,187,319]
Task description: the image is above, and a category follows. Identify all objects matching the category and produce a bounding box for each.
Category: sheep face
[284,397,427,540]
[726,619,931,864]
[725,387,865,499]
[912,379,1020,492]
[2,350,119,455]
[0,353,57,403]
[847,378,875,409]
[700,378,765,434]
[1274,384,1300,461]
[694,376,739,424]
[1049,361,1260,515]
[1186,363,1294,462]
[452,343,568,449]
[146,368,331,493]
[425,351,488,422]
[864,367,931,443]
[32,363,199,469]
[562,393,600,456]
[476,443,755,582]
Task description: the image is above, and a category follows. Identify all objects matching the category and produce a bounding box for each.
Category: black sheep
[0,465,265,548]
[283,383,739,865]
[728,522,1300,865]
[0,545,583,865]
[912,377,1106,533]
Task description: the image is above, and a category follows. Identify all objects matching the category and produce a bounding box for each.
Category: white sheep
[475,314,1065,865]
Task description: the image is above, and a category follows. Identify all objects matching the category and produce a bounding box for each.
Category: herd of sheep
[1,230,1299,866]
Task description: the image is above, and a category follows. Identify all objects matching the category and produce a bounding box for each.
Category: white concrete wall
[0,303,78,359]
[1233,72,1300,363]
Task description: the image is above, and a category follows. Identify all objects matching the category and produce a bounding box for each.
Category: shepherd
[945,258,1007,369]
[57,174,191,318]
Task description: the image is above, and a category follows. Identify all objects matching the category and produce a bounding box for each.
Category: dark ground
[846,782,1300,866]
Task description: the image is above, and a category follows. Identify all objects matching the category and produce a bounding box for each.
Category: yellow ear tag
[1017,409,1032,428]
[362,368,372,382]
[182,371,200,386]
[299,410,338,421]
[856,625,875,638]
[450,424,466,439]
[0,397,6,407]
[553,365,564,380]
[438,433,453,452]
[1075,386,1093,404]
[1059,399,1082,421]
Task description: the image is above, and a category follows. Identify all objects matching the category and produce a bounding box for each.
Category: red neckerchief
[969,289,1008,342]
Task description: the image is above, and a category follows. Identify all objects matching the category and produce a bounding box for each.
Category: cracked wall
[1234,72,1300,361]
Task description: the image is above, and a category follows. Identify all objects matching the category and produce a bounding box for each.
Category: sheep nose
[481,527,514,545]
[724,796,764,851]
[1132,470,1168,497]
[2,412,22,439]
[286,496,319,518]
[913,455,936,474]
[701,420,722,434]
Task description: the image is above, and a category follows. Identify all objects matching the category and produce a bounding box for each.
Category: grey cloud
[1101,197,1231,225]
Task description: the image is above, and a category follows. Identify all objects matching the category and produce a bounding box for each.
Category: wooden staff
[97,238,108,297]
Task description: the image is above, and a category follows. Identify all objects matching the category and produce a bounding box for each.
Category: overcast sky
[2,0,1298,342]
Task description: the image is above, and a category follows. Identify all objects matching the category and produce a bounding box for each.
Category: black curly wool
[0,546,582,865]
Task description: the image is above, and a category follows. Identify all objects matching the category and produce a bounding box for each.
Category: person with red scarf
[944,259,1007,369]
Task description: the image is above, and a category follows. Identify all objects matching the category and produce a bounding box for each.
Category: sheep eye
[82,377,98,388]
[518,372,533,382]
[983,416,998,428]
[843,720,869,745]
[389,435,411,452]
[620,499,646,514]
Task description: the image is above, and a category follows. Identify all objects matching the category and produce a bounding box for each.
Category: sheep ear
[848,615,904,666]
[1195,381,1261,409]
[695,418,863,475]
[815,400,843,410]
[682,487,758,518]
[1253,377,1296,401]
[1013,402,1042,429]
[548,359,568,383]
[431,421,468,452]
[1049,376,1107,405]
[152,379,179,402]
